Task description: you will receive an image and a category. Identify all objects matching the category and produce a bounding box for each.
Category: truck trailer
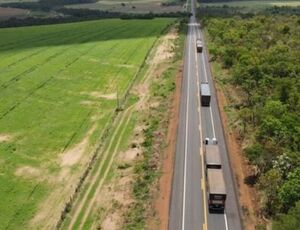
[205,145,222,169]
[196,39,203,53]
[207,168,226,213]
[200,82,211,106]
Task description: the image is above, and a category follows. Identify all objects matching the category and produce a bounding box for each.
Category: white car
[204,137,218,145]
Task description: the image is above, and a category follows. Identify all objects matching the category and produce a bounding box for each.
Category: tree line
[202,11,300,229]
[0,4,188,28]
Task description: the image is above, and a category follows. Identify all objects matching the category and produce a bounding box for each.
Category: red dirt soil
[154,65,183,230]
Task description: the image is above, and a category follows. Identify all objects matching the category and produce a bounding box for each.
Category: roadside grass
[123,19,186,229]
[0,18,174,228]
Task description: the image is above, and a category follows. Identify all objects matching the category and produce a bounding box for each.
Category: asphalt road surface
[168,0,243,229]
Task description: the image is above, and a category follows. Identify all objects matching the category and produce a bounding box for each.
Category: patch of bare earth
[29,124,97,229]
[152,27,177,64]
[15,166,41,179]
[89,91,117,100]
[101,212,121,230]
[0,7,28,21]
[0,134,13,142]
[213,76,262,229]
[96,142,140,229]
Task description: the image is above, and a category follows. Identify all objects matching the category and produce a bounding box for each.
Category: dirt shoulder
[154,64,182,230]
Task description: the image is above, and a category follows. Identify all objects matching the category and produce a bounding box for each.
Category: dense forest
[202,11,300,228]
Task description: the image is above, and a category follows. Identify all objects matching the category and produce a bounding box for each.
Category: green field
[0,18,173,229]
[202,1,300,9]
[0,0,38,2]
[68,0,184,14]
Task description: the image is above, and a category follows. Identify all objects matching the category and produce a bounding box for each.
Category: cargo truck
[205,145,222,169]
[200,82,211,106]
[196,39,203,53]
[207,168,227,213]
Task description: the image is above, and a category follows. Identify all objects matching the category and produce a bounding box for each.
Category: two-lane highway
[169,0,243,229]
[169,12,204,230]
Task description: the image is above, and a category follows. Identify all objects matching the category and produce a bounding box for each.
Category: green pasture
[202,1,300,9]
[67,0,184,14]
[0,18,173,229]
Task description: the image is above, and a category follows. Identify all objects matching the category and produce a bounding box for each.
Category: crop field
[201,1,300,9]
[0,18,174,229]
[68,0,185,14]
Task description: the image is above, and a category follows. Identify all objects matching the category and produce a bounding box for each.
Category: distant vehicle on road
[196,39,203,53]
[204,137,217,145]
[207,168,227,213]
[200,82,211,106]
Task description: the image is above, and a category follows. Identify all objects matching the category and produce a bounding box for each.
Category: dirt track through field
[68,105,134,229]
[78,111,133,229]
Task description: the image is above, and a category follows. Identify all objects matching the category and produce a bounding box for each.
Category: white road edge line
[181,20,192,230]
[209,106,216,138]
[224,213,229,230]
[198,29,216,138]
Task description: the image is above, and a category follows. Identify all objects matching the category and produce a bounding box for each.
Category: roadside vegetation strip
[0,18,174,229]
[202,13,300,229]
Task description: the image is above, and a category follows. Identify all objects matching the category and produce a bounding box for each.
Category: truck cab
[196,39,203,53]
[207,168,226,213]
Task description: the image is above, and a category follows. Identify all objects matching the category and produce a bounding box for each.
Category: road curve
[168,0,243,229]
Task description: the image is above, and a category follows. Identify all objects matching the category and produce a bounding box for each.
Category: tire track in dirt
[67,105,134,229]
[79,111,133,229]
